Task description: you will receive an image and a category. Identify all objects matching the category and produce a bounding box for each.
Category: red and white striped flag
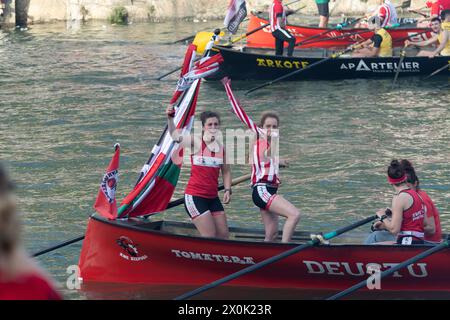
[94,143,120,220]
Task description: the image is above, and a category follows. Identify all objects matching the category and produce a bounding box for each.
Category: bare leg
[319,16,329,28]
[267,195,301,243]
[211,211,229,239]
[192,212,217,238]
[261,209,279,241]
[352,48,376,57]
[416,50,434,57]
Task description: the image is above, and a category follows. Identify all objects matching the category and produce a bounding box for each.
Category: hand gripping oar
[171,0,304,45]
[326,237,449,300]
[391,44,408,87]
[245,40,367,95]
[32,173,252,258]
[408,9,429,18]
[423,62,450,80]
[174,215,377,300]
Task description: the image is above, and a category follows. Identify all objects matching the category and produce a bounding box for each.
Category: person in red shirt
[269,0,296,56]
[166,106,232,239]
[371,160,430,245]
[222,78,301,243]
[0,164,62,300]
[409,0,450,26]
[401,160,442,243]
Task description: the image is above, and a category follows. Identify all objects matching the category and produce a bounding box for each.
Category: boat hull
[78,215,450,294]
[246,14,431,49]
[211,47,450,81]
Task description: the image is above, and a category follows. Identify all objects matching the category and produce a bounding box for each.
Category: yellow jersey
[374,28,393,57]
[438,22,450,56]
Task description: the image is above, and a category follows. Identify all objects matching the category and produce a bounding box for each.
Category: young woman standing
[166,105,232,239]
[222,78,300,243]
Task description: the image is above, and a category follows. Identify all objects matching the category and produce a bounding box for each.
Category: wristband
[224,188,232,195]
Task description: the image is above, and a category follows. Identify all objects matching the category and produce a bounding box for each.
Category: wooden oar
[157,5,305,81]
[408,9,429,18]
[155,57,202,81]
[327,238,449,300]
[31,173,252,258]
[299,22,402,48]
[395,29,431,44]
[245,39,368,95]
[174,215,378,300]
[171,0,304,44]
[423,62,450,80]
[297,29,370,47]
[391,44,408,87]
[295,21,361,47]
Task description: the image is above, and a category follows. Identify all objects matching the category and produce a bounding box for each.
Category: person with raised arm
[166,105,232,239]
[221,77,300,243]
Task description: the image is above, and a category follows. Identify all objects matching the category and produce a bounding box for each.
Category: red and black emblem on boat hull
[116,236,139,257]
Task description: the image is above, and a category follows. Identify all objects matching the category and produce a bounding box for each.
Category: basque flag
[224,0,247,34]
[94,143,120,219]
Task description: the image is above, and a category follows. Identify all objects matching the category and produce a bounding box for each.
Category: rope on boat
[310,233,329,245]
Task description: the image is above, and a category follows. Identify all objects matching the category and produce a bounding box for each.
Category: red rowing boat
[78,214,450,297]
[246,14,432,48]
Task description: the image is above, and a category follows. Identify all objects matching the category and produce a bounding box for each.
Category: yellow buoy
[192,31,225,55]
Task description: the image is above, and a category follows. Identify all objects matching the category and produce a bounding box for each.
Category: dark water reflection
[0,20,449,300]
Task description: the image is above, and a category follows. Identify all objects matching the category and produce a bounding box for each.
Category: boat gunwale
[89,213,447,250]
[216,45,450,61]
[250,12,430,32]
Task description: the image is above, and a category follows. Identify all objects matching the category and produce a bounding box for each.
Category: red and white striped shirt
[222,78,280,186]
[269,0,287,32]
[377,0,398,27]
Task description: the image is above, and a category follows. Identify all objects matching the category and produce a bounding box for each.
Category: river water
[0,18,449,300]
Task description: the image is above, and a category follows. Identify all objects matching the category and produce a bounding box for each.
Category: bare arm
[221,163,232,204]
[166,104,193,147]
[378,194,408,235]
[424,214,436,235]
[431,31,449,57]
[405,34,439,47]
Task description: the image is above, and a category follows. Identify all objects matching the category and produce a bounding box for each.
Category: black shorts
[317,3,329,17]
[252,184,278,210]
[184,194,224,220]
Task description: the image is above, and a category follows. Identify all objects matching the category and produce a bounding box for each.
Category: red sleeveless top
[185,140,224,198]
[398,189,425,238]
[417,189,442,242]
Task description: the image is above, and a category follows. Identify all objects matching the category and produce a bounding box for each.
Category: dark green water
[0,20,449,300]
